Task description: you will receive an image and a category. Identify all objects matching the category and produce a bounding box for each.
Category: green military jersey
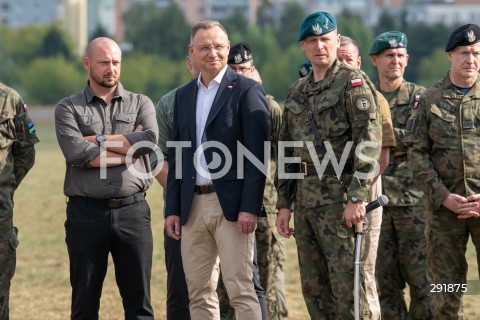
[380,80,426,206]
[0,83,38,240]
[406,74,480,209]
[276,59,382,209]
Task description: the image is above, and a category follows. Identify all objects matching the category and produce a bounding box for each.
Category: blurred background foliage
[0,2,454,105]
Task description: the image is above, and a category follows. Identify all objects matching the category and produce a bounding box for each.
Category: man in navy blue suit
[164,20,269,320]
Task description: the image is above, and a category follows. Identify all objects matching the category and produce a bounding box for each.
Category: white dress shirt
[195,65,228,186]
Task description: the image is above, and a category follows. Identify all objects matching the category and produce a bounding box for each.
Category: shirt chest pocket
[314,96,349,139]
[78,116,102,136]
[285,95,307,141]
[429,104,456,145]
[394,104,411,127]
[114,113,136,133]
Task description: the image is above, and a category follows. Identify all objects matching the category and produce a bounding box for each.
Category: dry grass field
[8,109,479,319]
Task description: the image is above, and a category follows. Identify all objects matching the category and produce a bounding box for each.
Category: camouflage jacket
[263,94,281,212]
[0,83,38,239]
[276,60,381,209]
[380,80,426,206]
[406,74,480,209]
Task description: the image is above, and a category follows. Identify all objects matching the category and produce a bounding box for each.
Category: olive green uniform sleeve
[344,75,382,201]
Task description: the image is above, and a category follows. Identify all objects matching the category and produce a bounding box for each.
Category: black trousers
[65,196,154,320]
[164,229,190,320]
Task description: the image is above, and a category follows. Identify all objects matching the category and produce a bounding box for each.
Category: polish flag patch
[351,78,362,87]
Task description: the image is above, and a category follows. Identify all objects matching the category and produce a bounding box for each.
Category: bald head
[86,37,122,59]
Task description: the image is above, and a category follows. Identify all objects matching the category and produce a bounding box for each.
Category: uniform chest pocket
[394,104,411,126]
[314,96,349,138]
[285,96,308,141]
[0,112,16,149]
[114,113,136,133]
[78,116,102,136]
[429,104,456,145]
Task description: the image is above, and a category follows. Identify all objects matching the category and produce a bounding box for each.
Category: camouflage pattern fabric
[295,203,370,319]
[0,83,38,320]
[376,206,434,319]
[375,80,434,318]
[277,60,382,209]
[0,228,18,320]
[258,96,288,319]
[276,60,381,319]
[406,74,480,317]
[380,80,425,207]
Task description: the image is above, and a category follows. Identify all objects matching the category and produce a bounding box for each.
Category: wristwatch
[348,196,362,204]
[96,134,106,146]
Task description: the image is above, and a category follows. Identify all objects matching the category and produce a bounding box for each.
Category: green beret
[445,24,480,52]
[369,31,408,55]
[297,12,337,41]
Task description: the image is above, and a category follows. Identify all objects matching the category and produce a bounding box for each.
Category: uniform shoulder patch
[351,78,363,87]
[356,97,371,111]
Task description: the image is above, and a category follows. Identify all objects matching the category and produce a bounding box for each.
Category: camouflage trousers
[256,212,288,320]
[294,203,370,319]
[376,206,435,319]
[428,207,480,319]
[217,213,288,320]
[0,227,18,320]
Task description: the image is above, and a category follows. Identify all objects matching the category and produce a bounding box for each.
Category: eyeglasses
[230,66,252,74]
[194,44,227,53]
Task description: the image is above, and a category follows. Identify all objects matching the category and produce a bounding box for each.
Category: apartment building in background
[1,0,480,56]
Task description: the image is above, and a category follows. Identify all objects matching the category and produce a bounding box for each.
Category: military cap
[297,12,337,41]
[369,31,408,55]
[228,42,253,65]
[298,60,312,77]
[445,24,480,52]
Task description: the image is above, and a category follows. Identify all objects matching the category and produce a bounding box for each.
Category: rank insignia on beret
[389,39,398,48]
[23,104,29,111]
[233,54,242,64]
[351,78,362,87]
[356,97,371,111]
[312,23,322,35]
[468,30,476,43]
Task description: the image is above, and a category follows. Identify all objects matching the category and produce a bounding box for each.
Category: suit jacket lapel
[205,68,237,129]
[186,80,198,147]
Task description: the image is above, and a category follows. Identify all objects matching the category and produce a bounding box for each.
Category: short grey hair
[190,20,228,43]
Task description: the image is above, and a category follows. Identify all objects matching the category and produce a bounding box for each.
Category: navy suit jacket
[165,67,269,225]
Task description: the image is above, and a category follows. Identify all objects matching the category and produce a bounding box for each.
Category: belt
[68,192,145,208]
[288,162,353,176]
[195,184,216,194]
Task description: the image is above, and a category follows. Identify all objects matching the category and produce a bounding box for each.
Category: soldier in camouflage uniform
[368,31,435,319]
[217,42,287,320]
[0,83,38,320]
[275,12,381,319]
[406,23,480,319]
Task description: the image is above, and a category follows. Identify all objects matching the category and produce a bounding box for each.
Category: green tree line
[0,2,458,105]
